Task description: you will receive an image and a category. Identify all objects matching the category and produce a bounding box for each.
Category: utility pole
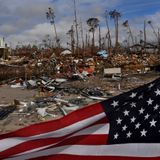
[73,0,79,56]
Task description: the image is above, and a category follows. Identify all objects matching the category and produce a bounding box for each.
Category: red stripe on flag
[30,155,160,160]
[0,116,107,159]
[0,135,108,159]
[0,103,104,139]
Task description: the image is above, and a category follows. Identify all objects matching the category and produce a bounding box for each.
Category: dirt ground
[0,85,37,104]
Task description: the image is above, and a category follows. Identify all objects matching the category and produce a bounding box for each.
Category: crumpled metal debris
[82,88,104,97]
[81,88,108,100]
[0,106,16,120]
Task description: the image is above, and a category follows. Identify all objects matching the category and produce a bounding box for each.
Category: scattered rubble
[0,72,159,133]
[1,49,160,134]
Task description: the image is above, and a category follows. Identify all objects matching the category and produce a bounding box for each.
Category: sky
[0,0,160,48]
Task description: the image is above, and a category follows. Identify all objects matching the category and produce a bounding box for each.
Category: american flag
[0,78,160,159]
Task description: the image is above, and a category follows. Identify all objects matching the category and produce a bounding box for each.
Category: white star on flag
[141,129,147,137]
[127,131,132,138]
[124,110,130,116]
[111,101,119,108]
[130,92,137,98]
[114,133,119,139]
[135,123,141,129]
[144,114,150,120]
[148,83,154,89]
[147,98,153,105]
[139,108,145,114]
[122,125,127,131]
[154,104,159,110]
[116,118,122,124]
[131,117,136,123]
[150,119,157,127]
[155,89,160,96]
[130,102,136,108]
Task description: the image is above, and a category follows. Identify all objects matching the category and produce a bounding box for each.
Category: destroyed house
[130,42,158,53]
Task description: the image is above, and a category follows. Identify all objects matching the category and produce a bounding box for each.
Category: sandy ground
[0,85,37,104]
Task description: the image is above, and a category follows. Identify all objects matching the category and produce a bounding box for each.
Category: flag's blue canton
[102,78,160,144]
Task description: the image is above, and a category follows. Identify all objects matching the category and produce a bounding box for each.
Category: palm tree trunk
[105,15,112,49]
[115,16,119,48]
[85,33,88,48]
[92,31,95,54]
[53,22,60,48]
[73,0,79,56]
[128,25,134,46]
[99,25,102,50]
[149,23,158,39]
[80,20,84,50]
[143,20,147,53]
[158,28,160,54]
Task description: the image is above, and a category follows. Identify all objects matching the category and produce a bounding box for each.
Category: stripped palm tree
[46,7,60,48]
[109,10,121,48]
[87,18,99,49]
[122,20,134,46]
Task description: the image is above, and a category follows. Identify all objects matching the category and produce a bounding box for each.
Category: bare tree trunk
[73,0,79,56]
[88,32,90,47]
[71,25,75,55]
[128,25,134,46]
[80,20,84,50]
[85,33,88,48]
[158,28,160,54]
[53,22,60,48]
[143,20,147,53]
[149,23,158,39]
[92,31,95,55]
[115,16,119,49]
[105,14,112,49]
[99,25,102,50]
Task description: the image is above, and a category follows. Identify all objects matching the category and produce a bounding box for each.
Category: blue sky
[0,0,160,47]
[116,0,160,17]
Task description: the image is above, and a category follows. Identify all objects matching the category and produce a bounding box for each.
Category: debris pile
[1,47,160,133]
[105,53,160,72]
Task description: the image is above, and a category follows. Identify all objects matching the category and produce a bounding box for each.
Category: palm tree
[122,20,134,46]
[46,7,60,48]
[109,10,121,48]
[87,17,99,49]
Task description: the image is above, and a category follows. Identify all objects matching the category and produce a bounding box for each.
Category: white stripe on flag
[0,113,105,152]
[7,144,160,160]
[14,123,109,157]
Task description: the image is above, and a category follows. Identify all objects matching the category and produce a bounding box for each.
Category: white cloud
[0,24,18,34]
